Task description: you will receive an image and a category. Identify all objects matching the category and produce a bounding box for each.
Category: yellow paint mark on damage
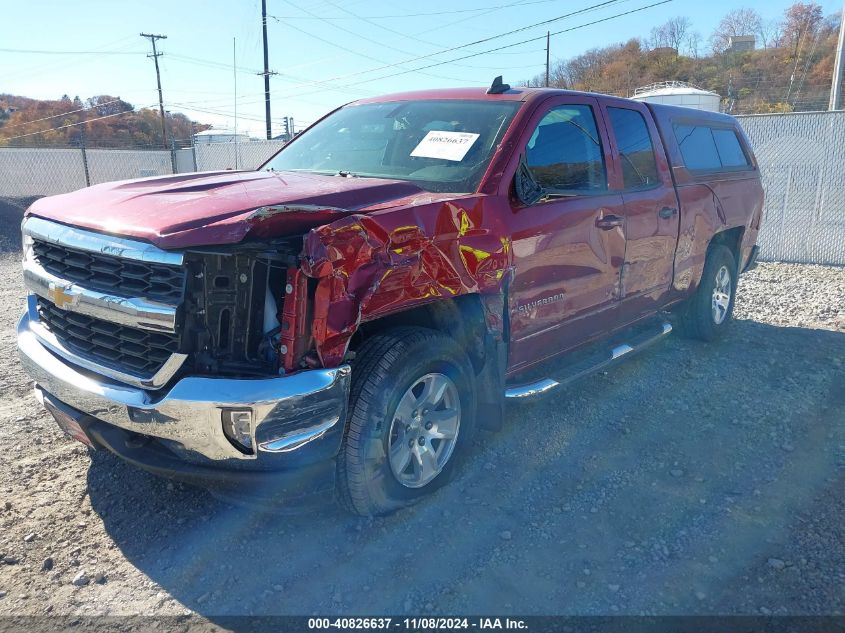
[459,211,470,237]
[459,245,492,262]
[389,225,420,245]
[437,281,459,295]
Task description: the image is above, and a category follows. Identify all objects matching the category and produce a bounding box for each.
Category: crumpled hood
[27,170,454,249]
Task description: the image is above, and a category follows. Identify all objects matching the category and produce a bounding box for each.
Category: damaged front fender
[300,197,513,367]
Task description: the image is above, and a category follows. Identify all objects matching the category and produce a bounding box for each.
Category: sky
[1,0,842,139]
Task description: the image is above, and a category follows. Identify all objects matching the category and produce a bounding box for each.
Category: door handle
[595,214,624,230]
[658,206,678,219]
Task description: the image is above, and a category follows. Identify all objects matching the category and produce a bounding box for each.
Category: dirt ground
[0,198,843,619]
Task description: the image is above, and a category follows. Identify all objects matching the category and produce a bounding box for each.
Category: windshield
[263,99,522,193]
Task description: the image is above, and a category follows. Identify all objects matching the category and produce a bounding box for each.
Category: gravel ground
[0,197,843,619]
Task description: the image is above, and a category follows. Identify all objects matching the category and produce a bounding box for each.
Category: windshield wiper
[334,170,358,178]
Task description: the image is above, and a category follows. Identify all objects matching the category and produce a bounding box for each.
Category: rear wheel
[336,327,476,516]
[679,244,737,341]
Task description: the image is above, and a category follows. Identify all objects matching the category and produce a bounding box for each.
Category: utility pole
[234,37,239,170]
[829,3,845,110]
[261,0,273,139]
[545,31,550,87]
[140,33,169,148]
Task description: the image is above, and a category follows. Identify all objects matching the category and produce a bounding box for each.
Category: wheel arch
[351,293,502,374]
[350,292,509,431]
[708,225,745,267]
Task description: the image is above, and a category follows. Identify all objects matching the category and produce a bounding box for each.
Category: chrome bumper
[18,309,351,463]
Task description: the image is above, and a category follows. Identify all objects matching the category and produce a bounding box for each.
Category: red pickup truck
[17,81,763,515]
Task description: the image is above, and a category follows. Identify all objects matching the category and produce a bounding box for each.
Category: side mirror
[514,156,543,207]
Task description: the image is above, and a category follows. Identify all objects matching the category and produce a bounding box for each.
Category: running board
[505,322,673,400]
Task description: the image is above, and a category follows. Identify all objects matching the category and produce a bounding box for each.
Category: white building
[631,82,721,112]
[192,129,251,145]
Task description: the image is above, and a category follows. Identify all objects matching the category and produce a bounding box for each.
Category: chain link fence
[737,111,845,266]
[193,140,286,171]
[0,140,285,198]
[0,147,88,197]
[86,148,174,186]
[1,115,844,265]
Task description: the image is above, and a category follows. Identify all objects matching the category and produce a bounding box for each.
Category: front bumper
[17,308,352,473]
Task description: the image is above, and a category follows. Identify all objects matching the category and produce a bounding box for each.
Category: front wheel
[678,244,737,341]
[336,327,476,516]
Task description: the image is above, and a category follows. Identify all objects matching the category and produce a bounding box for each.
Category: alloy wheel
[387,373,461,488]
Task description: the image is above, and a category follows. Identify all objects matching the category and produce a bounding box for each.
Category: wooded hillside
[527,2,841,114]
[0,95,210,148]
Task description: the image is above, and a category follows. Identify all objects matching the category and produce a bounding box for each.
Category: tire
[678,244,737,341]
[336,327,477,516]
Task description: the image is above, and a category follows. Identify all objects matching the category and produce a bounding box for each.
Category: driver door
[506,97,626,373]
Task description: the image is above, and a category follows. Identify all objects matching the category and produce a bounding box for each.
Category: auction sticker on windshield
[410,131,480,161]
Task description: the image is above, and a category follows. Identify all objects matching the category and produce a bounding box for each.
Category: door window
[673,124,750,171]
[673,124,722,171]
[712,128,750,167]
[525,105,607,192]
[607,107,659,189]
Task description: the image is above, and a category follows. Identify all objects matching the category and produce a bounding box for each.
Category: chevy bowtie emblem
[47,285,77,309]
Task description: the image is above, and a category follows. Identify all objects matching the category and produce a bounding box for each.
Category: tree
[781,2,824,57]
[86,95,133,117]
[756,18,783,48]
[649,17,692,53]
[0,95,210,147]
[711,8,763,54]
[686,31,703,58]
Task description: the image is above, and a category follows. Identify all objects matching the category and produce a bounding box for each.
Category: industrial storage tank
[631,81,721,112]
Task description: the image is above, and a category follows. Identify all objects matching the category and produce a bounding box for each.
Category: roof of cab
[352,86,609,105]
[646,101,739,126]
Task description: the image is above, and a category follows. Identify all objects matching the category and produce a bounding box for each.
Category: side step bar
[505,322,673,400]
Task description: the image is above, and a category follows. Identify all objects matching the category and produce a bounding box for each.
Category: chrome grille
[31,239,185,303]
[36,297,180,376]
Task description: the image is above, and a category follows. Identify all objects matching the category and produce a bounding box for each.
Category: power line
[167,52,263,75]
[287,0,671,99]
[311,0,520,72]
[267,0,585,21]
[277,14,485,84]
[0,37,142,82]
[269,0,630,90]
[0,99,125,130]
[0,106,155,142]
[0,47,144,55]
[175,2,668,128]
[168,102,287,126]
[167,52,374,98]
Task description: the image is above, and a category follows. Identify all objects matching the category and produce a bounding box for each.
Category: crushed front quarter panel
[300,197,513,367]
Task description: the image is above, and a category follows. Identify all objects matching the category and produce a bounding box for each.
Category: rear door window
[673,123,750,171]
[673,124,722,171]
[607,107,659,188]
[712,128,749,167]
